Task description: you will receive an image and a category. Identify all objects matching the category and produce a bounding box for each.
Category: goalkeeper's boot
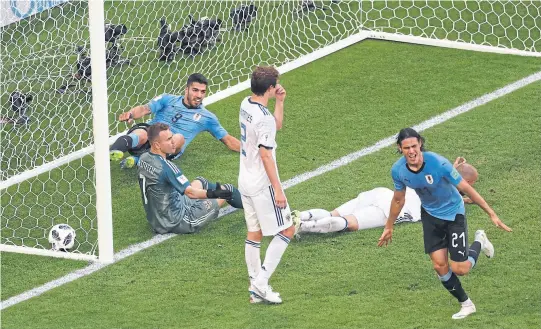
[120,156,137,169]
[452,299,476,319]
[475,230,494,258]
[109,150,124,162]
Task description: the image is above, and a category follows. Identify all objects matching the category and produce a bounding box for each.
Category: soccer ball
[48,224,76,251]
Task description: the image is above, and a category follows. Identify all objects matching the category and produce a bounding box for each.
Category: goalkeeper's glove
[206,182,233,199]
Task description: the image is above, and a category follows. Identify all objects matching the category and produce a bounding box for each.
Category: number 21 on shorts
[452,232,465,248]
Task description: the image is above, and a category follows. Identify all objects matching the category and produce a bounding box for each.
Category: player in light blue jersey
[110,73,240,168]
[292,158,476,237]
[378,128,511,320]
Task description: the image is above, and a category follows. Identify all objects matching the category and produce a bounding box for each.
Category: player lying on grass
[293,157,478,236]
[137,123,243,234]
[110,73,240,169]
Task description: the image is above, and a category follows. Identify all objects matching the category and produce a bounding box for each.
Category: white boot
[452,298,476,319]
[475,230,494,258]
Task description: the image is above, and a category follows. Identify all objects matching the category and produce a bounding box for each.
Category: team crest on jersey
[425,175,434,184]
[451,168,460,180]
[193,113,202,121]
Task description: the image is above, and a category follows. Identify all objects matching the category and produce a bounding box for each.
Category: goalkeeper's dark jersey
[137,152,194,233]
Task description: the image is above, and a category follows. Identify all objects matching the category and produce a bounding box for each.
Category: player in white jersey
[294,187,421,235]
[294,158,478,236]
[238,66,296,304]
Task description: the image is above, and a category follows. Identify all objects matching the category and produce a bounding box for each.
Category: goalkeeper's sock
[300,209,331,221]
[110,135,133,152]
[195,178,243,209]
[222,183,243,209]
[299,217,348,233]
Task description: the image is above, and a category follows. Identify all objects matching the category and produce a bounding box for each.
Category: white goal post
[1,0,539,263]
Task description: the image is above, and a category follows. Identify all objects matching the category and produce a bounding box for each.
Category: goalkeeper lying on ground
[137,123,243,234]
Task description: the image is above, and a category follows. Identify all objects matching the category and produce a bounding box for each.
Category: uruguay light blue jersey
[148,94,228,156]
[391,151,464,221]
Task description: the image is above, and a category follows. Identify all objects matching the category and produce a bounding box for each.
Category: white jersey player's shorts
[241,186,293,236]
[335,187,421,230]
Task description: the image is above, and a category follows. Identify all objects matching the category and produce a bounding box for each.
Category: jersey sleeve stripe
[165,160,180,174]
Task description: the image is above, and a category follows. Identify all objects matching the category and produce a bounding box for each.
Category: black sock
[110,135,133,152]
[468,241,481,266]
[439,271,468,303]
[222,183,243,209]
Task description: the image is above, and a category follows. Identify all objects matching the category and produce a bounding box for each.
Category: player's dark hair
[186,73,208,87]
[251,66,280,96]
[147,123,170,144]
[396,127,426,151]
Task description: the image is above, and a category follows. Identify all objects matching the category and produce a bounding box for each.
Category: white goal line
[2,69,540,310]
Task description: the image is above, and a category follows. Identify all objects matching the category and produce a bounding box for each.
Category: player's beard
[186,91,202,108]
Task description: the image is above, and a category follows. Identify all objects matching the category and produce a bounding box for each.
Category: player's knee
[134,129,148,145]
[450,262,470,276]
[346,218,358,231]
[247,230,262,242]
[281,225,295,238]
[190,180,203,189]
[432,262,449,275]
[173,133,185,152]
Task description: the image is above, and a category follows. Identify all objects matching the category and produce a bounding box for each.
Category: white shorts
[335,187,421,230]
[335,188,391,217]
[336,203,387,230]
[241,186,292,236]
[336,188,390,230]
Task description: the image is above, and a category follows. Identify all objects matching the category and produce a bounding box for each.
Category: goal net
[1,0,538,262]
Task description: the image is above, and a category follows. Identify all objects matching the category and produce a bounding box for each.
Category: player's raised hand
[378,227,393,247]
[119,111,134,123]
[490,213,512,232]
[453,156,466,168]
[275,84,286,102]
[274,188,287,209]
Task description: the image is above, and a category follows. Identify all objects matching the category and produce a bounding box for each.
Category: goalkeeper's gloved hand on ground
[206,182,233,199]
